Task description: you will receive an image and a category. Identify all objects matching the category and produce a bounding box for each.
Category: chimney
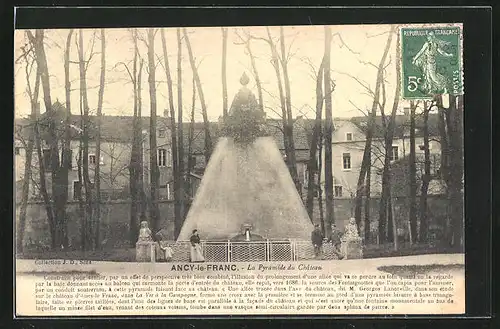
[163,109,169,118]
[403,107,410,116]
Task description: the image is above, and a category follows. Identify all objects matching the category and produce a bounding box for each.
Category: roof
[14,101,172,144]
[15,102,441,158]
[349,113,440,139]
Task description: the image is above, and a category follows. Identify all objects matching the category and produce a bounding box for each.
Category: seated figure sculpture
[340,218,363,260]
[136,221,155,262]
[138,221,152,241]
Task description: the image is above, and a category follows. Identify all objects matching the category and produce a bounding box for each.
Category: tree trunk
[78,29,94,250]
[419,101,432,243]
[160,29,181,239]
[27,30,66,249]
[94,29,105,249]
[61,29,74,249]
[389,190,398,251]
[129,32,140,246]
[147,28,161,234]
[323,26,335,228]
[408,100,418,244]
[354,27,394,233]
[264,28,291,180]
[317,128,325,236]
[279,26,300,193]
[176,29,185,223]
[222,27,228,118]
[186,74,196,200]
[18,62,42,253]
[364,152,372,242]
[183,28,213,164]
[387,189,394,243]
[246,40,264,111]
[137,59,147,223]
[306,58,324,220]
[378,26,401,245]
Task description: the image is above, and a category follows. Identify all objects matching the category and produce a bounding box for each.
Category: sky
[14,24,405,122]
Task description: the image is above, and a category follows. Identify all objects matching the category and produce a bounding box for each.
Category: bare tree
[306,58,324,221]
[183,28,213,164]
[16,41,41,252]
[419,100,433,243]
[76,29,95,250]
[160,28,181,238]
[94,29,105,249]
[146,28,161,233]
[27,29,69,249]
[186,74,196,199]
[378,27,401,245]
[408,100,418,244]
[176,29,185,224]
[323,25,335,228]
[279,26,300,193]
[222,27,228,118]
[121,29,144,245]
[317,126,325,233]
[353,27,394,238]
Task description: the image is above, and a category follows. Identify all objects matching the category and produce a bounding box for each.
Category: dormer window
[346,132,353,141]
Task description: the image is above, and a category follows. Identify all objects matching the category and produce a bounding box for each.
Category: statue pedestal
[136,240,156,262]
[341,237,363,260]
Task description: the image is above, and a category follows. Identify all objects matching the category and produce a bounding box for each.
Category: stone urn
[340,218,363,259]
[136,221,156,262]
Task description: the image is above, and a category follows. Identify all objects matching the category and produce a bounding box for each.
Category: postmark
[401,26,463,99]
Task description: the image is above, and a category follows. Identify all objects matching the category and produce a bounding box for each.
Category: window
[42,149,51,170]
[158,128,166,138]
[15,147,21,155]
[346,133,353,141]
[158,148,167,167]
[334,185,343,198]
[390,146,399,161]
[73,181,81,200]
[89,154,96,165]
[342,153,351,170]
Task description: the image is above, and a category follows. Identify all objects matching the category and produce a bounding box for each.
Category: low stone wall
[16,200,175,250]
[16,195,448,251]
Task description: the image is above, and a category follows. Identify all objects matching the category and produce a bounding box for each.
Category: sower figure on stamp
[412,31,454,94]
[328,224,344,260]
[190,229,205,263]
[311,224,324,258]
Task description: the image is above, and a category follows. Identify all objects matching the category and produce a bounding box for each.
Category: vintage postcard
[14,22,465,316]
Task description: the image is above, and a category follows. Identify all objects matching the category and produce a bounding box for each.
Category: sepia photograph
[14,21,466,316]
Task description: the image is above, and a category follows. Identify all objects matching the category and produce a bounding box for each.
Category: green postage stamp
[401,25,463,99]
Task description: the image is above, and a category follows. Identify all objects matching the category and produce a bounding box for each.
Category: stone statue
[138,221,152,242]
[136,221,155,262]
[343,217,360,239]
[340,218,363,260]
